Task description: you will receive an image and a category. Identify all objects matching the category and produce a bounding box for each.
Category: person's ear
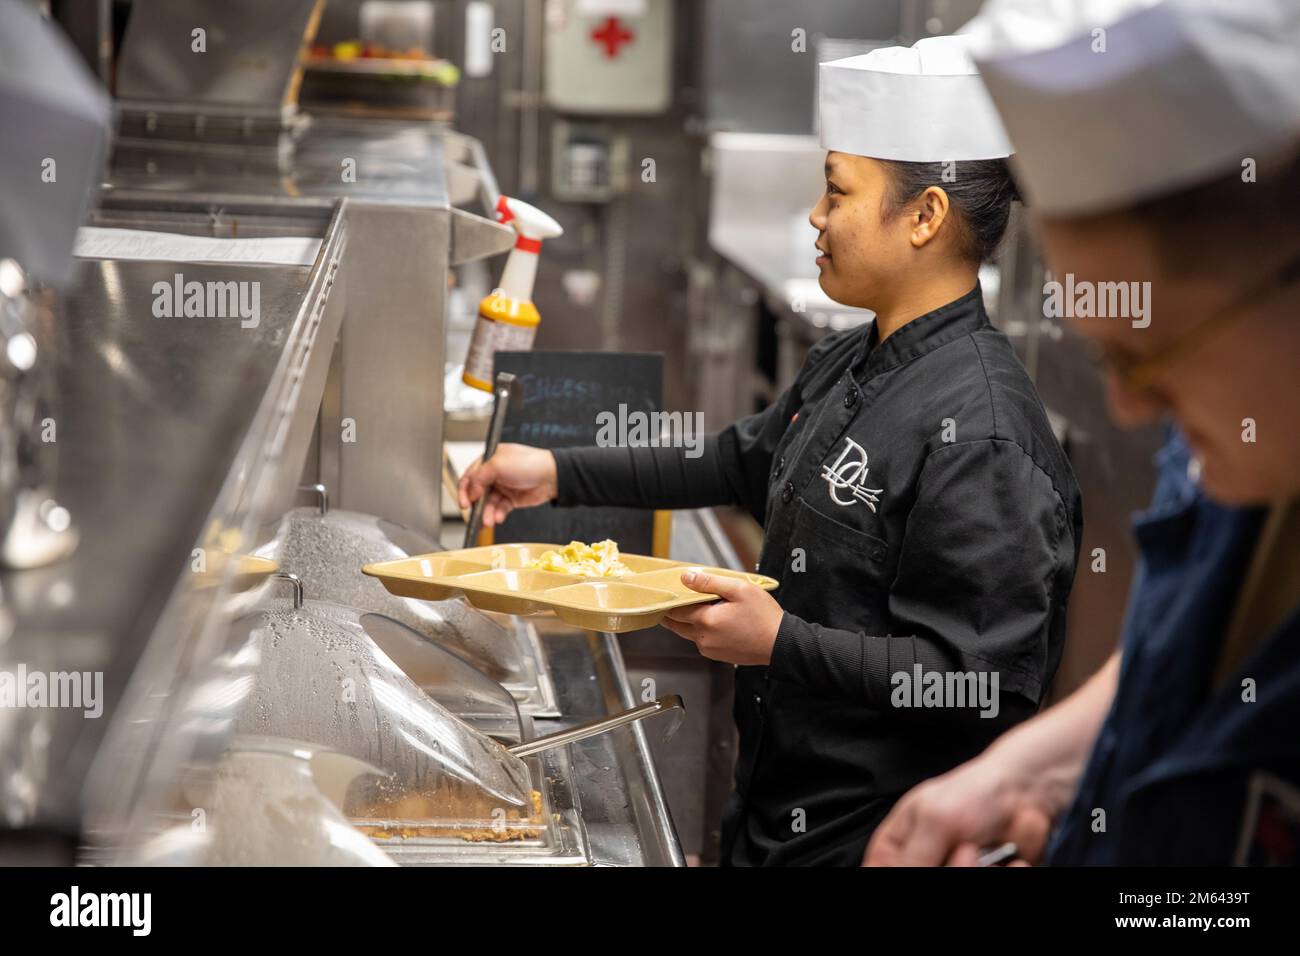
[909,186,951,250]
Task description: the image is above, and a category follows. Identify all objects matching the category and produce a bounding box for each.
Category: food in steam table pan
[352,784,545,843]
[528,539,631,578]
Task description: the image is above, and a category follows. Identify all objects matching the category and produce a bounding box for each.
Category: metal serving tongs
[506,695,684,758]
[464,371,517,548]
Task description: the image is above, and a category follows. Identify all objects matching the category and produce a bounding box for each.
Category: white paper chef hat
[960,0,1165,57]
[966,0,1300,216]
[818,35,1013,162]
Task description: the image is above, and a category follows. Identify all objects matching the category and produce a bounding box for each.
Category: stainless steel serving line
[346,622,685,868]
[437,508,738,865]
[103,123,563,718]
[531,623,685,867]
[106,115,514,540]
[0,197,347,854]
[0,0,690,865]
[109,3,512,538]
[104,107,571,714]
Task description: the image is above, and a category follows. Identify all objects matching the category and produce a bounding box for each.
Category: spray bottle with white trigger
[462,195,563,392]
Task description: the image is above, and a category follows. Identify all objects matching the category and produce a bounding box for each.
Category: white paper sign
[74,227,322,267]
[576,0,646,18]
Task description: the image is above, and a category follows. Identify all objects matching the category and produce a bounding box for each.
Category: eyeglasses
[1087,252,1300,393]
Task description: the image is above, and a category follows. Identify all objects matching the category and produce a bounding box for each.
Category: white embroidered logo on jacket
[821,437,883,511]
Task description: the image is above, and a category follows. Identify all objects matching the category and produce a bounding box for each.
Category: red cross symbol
[591,16,634,59]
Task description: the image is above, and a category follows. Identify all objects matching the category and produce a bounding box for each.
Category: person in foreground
[866,0,1300,867]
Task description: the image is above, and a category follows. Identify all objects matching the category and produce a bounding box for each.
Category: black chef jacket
[552,285,1082,865]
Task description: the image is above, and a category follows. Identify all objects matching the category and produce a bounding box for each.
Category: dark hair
[879,159,1019,263]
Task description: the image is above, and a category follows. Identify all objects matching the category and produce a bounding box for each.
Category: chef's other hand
[457,443,558,528]
[863,745,1054,867]
[661,571,784,666]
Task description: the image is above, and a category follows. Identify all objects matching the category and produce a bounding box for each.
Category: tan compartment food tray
[363,543,779,633]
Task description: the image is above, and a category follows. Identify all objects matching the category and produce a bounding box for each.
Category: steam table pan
[363,543,779,634]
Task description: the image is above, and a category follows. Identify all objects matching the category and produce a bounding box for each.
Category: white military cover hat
[818,35,1012,163]
[965,0,1300,216]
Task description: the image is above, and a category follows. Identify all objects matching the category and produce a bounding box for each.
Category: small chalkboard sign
[492,350,663,555]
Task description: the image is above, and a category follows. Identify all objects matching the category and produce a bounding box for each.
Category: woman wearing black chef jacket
[460,35,1081,866]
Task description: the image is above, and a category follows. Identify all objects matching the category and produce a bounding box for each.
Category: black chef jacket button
[753,694,763,707]
[844,386,860,408]
[781,480,794,504]
[775,455,786,476]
